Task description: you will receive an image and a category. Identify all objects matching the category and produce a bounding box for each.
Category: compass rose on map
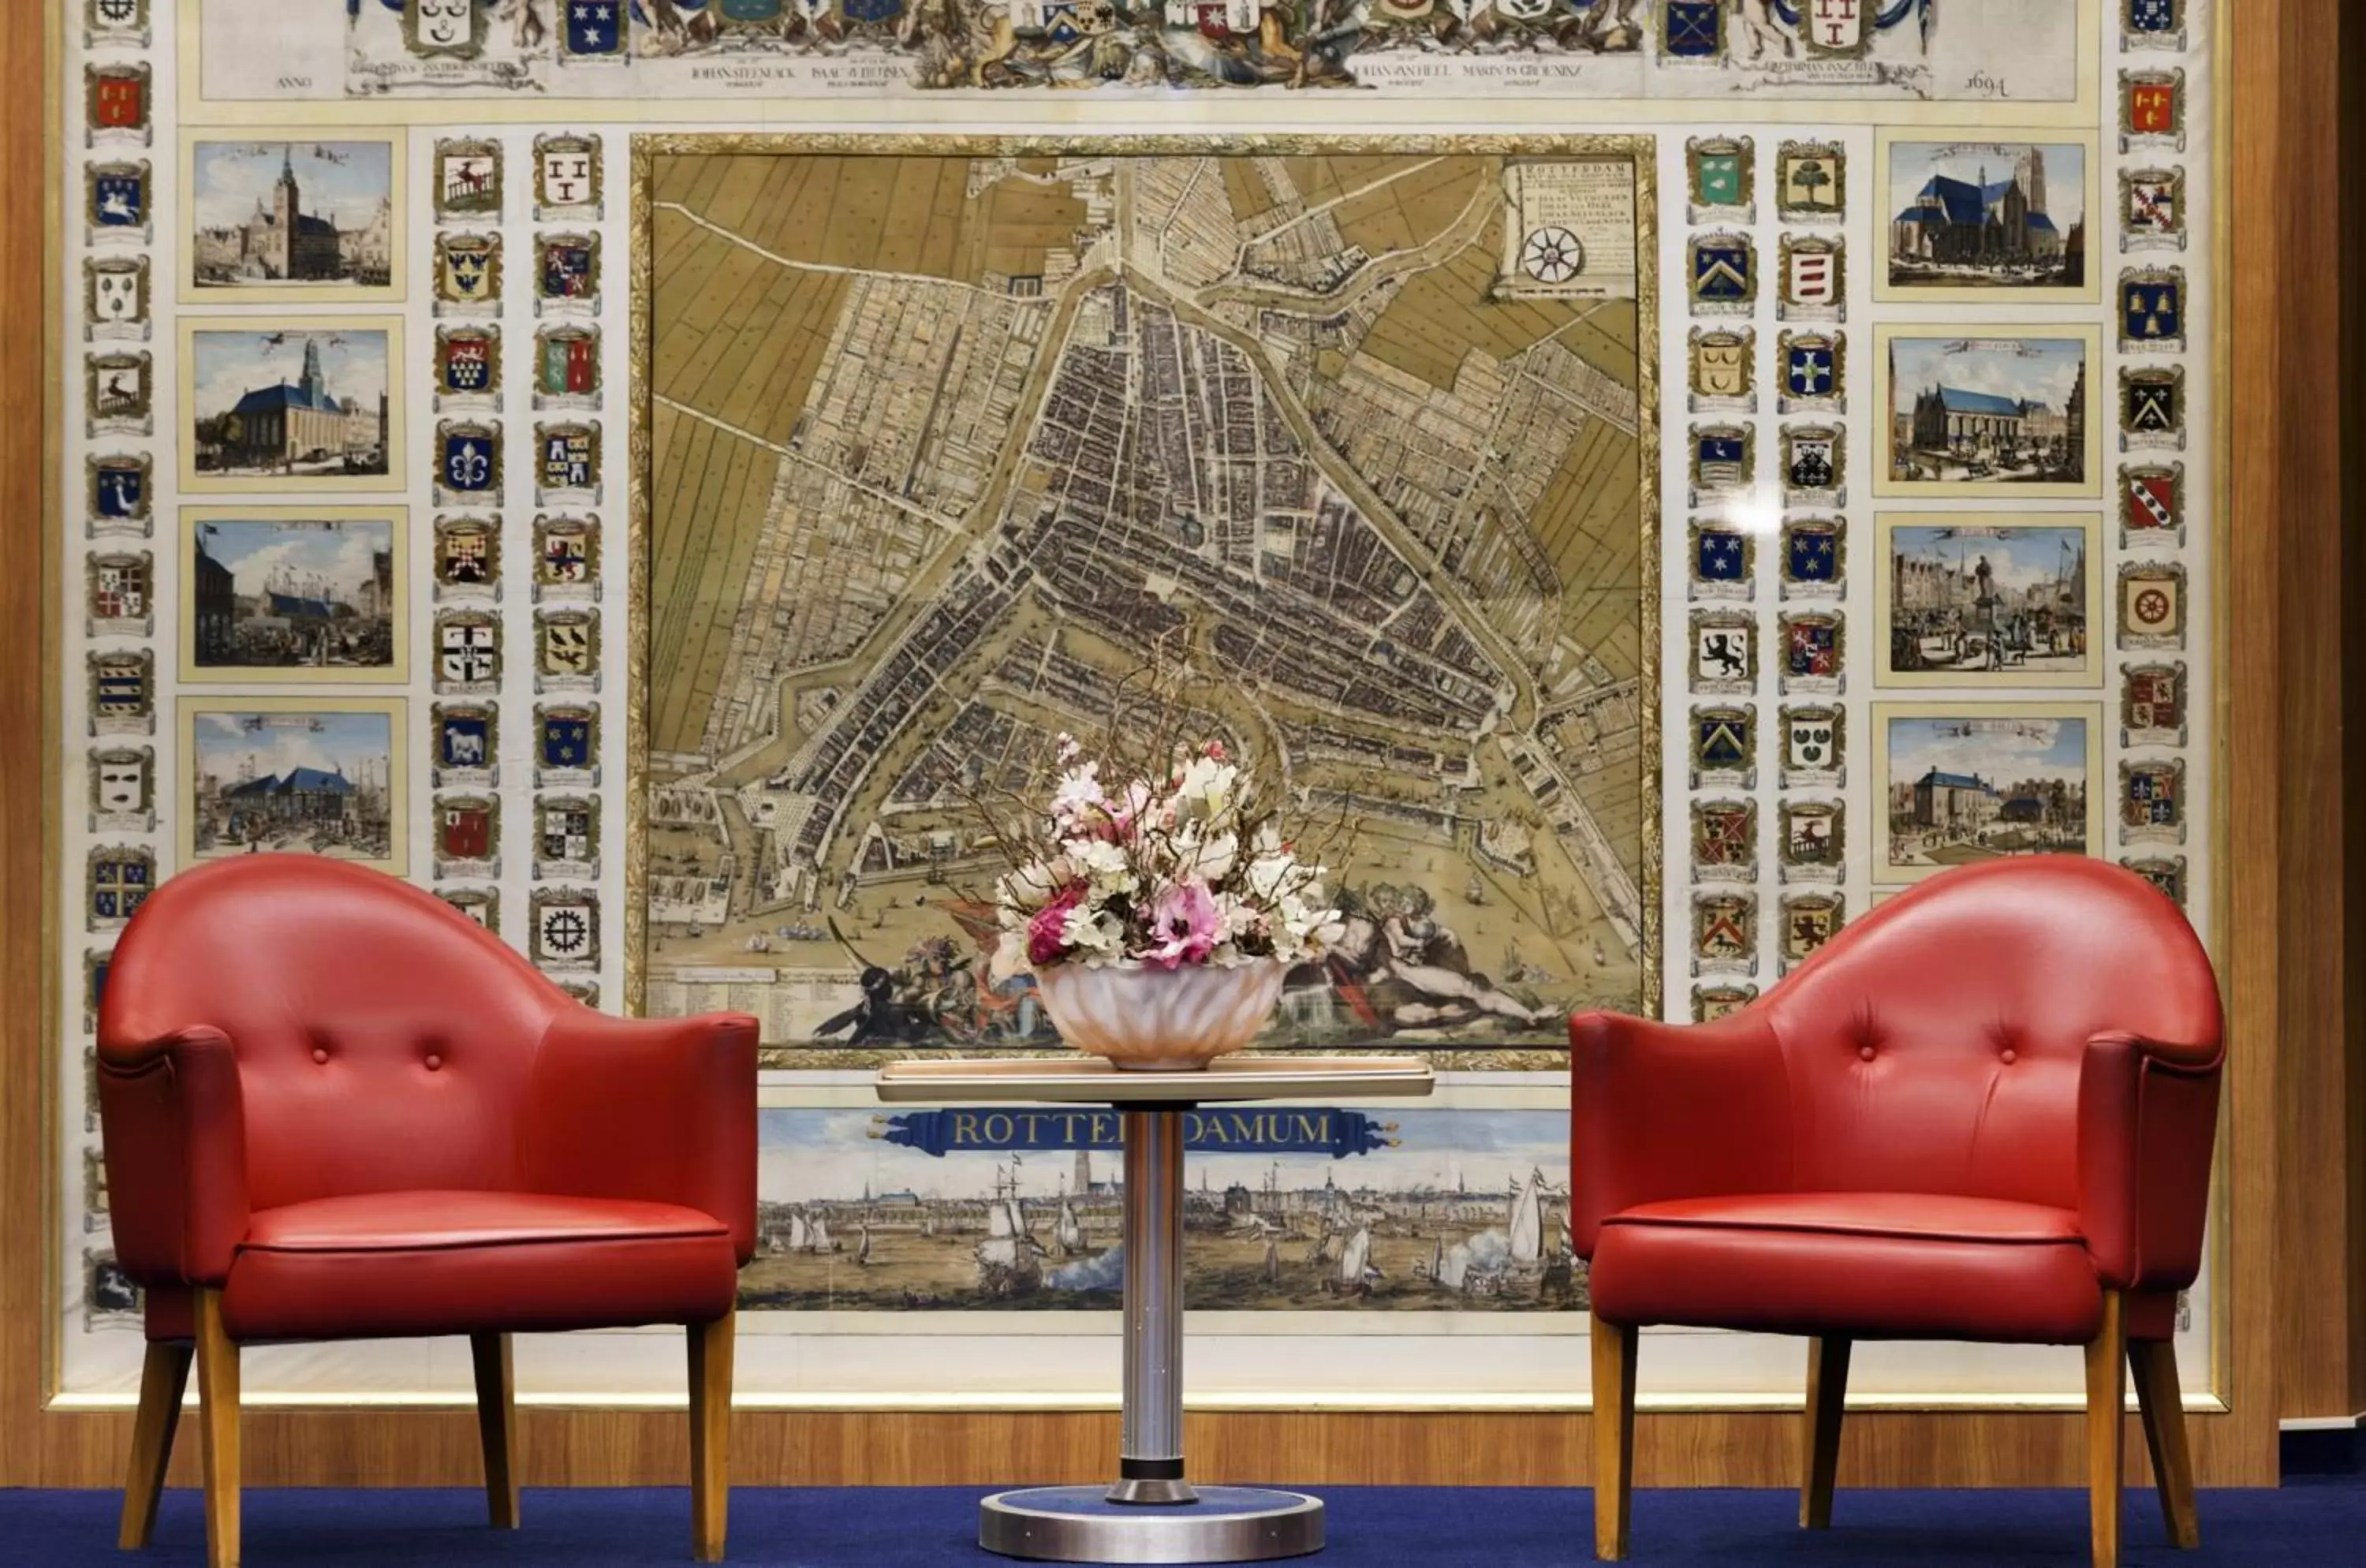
[1519,227,1584,285]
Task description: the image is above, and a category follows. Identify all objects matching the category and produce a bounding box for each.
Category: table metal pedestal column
[977,1108,1324,1564]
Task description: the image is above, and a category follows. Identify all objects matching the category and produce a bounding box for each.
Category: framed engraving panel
[177,316,404,492]
[1871,702,2105,885]
[180,131,405,304]
[1875,128,2103,305]
[174,694,409,876]
[1874,324,2105,500]
[177,506,409,683]
[1872,513,2103,688]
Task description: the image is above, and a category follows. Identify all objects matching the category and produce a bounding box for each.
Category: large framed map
[632,139,1658,1067]
[42,0,2229,1413]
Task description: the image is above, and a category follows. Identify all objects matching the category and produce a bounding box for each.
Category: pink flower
[1204,740,1229,762]
[1104,779,1155,842]
[1144,879,1222,969]
[1027,883,1087,966]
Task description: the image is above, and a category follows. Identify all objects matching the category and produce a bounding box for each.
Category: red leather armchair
[1572,858,2222,1568]
[96,857,759,1568]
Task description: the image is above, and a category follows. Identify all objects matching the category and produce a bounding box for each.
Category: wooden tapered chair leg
[192,1290,241,1568]
[470,1332,521,1529]
[2085,1290,2127,1568]
[1591,1314,1637,1562]
[689,1311,736,1563]
[2129,1337,2200,1550]
[118,1340,194,1549]
[1801,1336,1852,1529]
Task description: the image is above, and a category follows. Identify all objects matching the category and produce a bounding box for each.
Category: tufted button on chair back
[99,855,563,1211]
[1760,855,2221,1209]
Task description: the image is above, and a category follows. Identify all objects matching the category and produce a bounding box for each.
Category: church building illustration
[192,146,393,287]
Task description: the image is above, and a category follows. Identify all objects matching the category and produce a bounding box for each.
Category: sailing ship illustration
[1327,1225,1376,1297]
[1055,1193,1085,1258]
[974,1164,1047,1297]
[1434,1168,1562,1298]
[779,1208,838,1256]
[856,1219,874,1267]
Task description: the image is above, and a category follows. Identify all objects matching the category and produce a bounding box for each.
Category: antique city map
[640,148,1650,1058]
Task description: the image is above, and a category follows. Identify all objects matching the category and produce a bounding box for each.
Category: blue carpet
[2,1482,2360,1565]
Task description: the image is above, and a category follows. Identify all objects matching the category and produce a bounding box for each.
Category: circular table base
[978,1486,1325,1564]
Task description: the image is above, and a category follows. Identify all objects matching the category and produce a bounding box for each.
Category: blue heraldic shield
[541,715,592,768]
[1696,530,1745,582]
[1665,1,1722,57]
[1697,712,1750,770]
[442,433,496,493]
[2124,279,2182,343]
[565,0,628,54]
[93,171,146,227]
[1788,528,1838,583]
[95,463,144,517]
[438,715,491,769]
[1786,344,1836,401]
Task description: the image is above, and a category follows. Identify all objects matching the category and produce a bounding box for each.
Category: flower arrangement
[985,734,1342,983]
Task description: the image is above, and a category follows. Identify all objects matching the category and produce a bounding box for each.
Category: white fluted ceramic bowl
[1031,961,1289,1072]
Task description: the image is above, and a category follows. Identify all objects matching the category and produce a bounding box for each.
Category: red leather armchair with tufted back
[96,857,759,1568]
[1571,857,2222,1568]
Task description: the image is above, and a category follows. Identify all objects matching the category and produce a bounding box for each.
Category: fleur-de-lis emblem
[448,440,489,488]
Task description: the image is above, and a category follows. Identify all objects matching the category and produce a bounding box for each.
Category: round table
[875,1055,1436,1564]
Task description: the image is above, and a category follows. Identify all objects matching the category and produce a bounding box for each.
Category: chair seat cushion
[1588,1192,2105,1345]
[216,1190,738,1342]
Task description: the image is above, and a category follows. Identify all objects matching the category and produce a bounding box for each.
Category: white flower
[988,930,1032,984]
[1065,836,1138,897]
[1174,826,1237,886]
[1050,762,1105,829]
[1245,849,1317,905]
[1220,892,1265,943]
[998,858,1065,914]
[1062,904,1125,960]
[1171,756,1237,821]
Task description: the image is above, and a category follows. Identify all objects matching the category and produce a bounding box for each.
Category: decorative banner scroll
[870,1107,1401,1159]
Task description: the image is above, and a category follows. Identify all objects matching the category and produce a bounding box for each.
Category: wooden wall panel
[0,1405,2289,1492]
[0,4,2319,1492]
[0,0,60,1491]
[2339,0,2366,1425]
[2257,0,2366,1427]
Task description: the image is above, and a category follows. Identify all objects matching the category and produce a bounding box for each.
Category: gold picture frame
[1872,513,2104,689]
[1874,127,2103,306]
[177,505,409,685]
[1871,700,2103,885]
[177,315,405,494]
[1874,323,2104,500]
[178,129,406,304]
[176,693,409,876]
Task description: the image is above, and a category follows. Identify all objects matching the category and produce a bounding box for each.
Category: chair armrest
[95,1025,251,1290]
[523,1008,760,1261]
[2078,1030,2222,1294]
[1568,1009,1793,1257]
